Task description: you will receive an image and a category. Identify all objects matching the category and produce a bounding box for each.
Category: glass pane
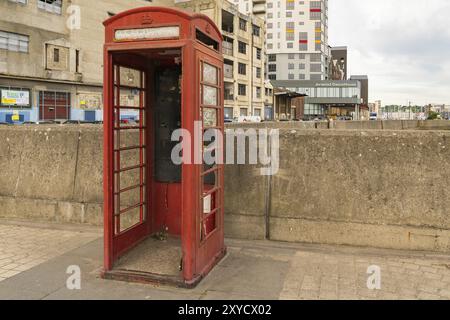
[203,63,217,85]
[119,88,140,107]
[202,107,217,127]
[119,67,141,88]
[203,85,217,106]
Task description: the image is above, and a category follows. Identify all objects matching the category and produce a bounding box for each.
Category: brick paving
[279,249,450,300]
[0,220,449,300]
[0,222,100,282]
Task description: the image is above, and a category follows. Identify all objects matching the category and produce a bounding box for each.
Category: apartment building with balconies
[265,0,330,81]
[175,0,267,120]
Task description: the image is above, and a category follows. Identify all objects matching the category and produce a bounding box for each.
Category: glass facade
[289,86,360,99]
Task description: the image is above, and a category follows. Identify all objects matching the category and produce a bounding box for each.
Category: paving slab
[0,221,449,300]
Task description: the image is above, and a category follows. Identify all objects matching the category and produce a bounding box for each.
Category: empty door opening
[109,49,183,280]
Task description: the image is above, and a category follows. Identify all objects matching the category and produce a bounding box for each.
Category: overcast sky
[328,0,450,106]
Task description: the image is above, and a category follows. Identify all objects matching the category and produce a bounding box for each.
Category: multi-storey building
[175,0,267,120]
[265,0,330,81]
[232,0,266,20]
[0,0,174,123]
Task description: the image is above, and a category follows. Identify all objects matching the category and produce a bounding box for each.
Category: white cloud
[329,0,450,105]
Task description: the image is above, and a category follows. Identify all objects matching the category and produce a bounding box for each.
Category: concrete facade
[0,0,173,123]
[0,123,449,253]
[175,0,268,120]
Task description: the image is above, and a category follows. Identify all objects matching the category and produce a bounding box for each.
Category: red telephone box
[102,7,225,287]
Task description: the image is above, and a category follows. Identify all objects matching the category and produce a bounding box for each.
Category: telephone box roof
[103,6,222,41]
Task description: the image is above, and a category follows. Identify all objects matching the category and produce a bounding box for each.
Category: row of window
[236,63,262,78]
[266,0,324,10]
[268,74,323,80]
[267,42,322,51]
[232,17,261,37]
[267,0,309,9]
[224,107,263,119]
[268,62,321,71]
[8,0,63,15]
[223,38,262,60]
[224,83,264,99]
[0,30,29,53]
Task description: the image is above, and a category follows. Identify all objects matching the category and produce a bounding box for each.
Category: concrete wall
[0,123,449,252]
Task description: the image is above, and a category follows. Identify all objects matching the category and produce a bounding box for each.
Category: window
[267,43,273,49]
[239,18,247,31]
[310,11,321,20]
[238,62,246,75]
[315,43,321,51]
[0,31,29,53]
[224,107,233,120]
[288,53,295,59]
[299,74,305,80]
[75,49,80,73]
[222,36,233,56]
[39,91,71,120]
[287,42,293,48]
[310,53,321,62]
[54,48,60,63]
[299,53,306,59]
[8,0,27,4]
[288,63,294,69]
[267,33,273,40]
[268,74,276,80]
[224,82,234,100]
[288,73,294,80]
[286,0,294,10]
[252,25,260,37]
[299,63,305,69]
[310,63,322,72]
[238,84,246,96]
[286,11,292,18]
[267,23,273,29]
[38,0,62,15]
[268,54,277,62]
[255,67,261,78]
[254,108,261,117]
[310,1,321,8]
[267,13,273,19]
[299,32,308,51]
[286,21,295,29]
[256,48,261,60]
[238,41,247,54]
[267,2,273,8]
[268,64,277,72]
[240,108,248,116]
[286,33,294,41]
[255,87,261,99]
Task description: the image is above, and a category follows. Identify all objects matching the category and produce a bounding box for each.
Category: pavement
[0,219,449,300]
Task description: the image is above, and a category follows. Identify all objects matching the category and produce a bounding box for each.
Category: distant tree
[427,111,439,120]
